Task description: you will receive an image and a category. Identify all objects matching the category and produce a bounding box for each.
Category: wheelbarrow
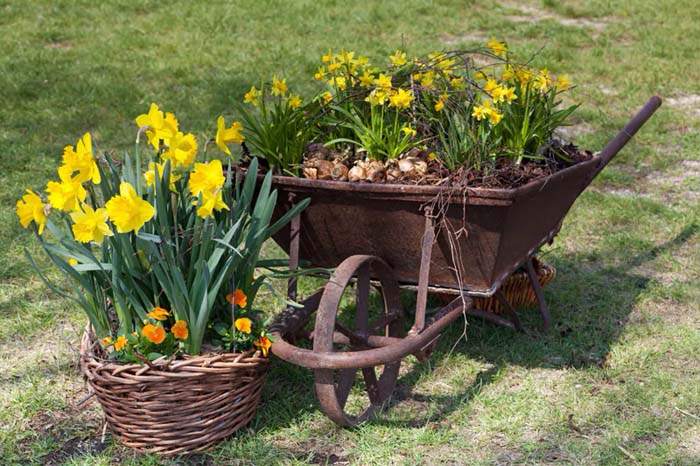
[267,97,662,426]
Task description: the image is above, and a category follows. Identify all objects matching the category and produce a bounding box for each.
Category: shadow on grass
[257,223,699,431]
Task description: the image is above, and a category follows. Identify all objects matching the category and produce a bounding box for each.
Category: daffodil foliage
[234,39,577,171]
[19,107,308,359]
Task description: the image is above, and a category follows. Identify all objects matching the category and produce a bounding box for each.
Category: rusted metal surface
[267,97,662,296]
[312,255,404,425]
[526,257,552,329]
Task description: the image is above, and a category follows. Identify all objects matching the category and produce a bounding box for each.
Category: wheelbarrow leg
[494,290,525,332]
[526,257,552,330]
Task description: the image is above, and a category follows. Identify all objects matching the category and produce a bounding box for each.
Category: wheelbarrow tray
[269,155,601,296]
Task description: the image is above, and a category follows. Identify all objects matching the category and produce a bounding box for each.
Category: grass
[1,0,700,464]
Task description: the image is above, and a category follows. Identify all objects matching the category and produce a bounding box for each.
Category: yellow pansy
[189,160,225,197]
[135,103,179,150]
[16,190,48,234]
[114,335,128,351]
[58,133,101,185]
[234,317,252,334]
[215,117,245,157]
[271,76,288,96]
[147,306,171,321]
[161,132,197,168]
[171,320,188,340]
[105,182,155,234]
[70,204,113,243]
[144,161,181,191]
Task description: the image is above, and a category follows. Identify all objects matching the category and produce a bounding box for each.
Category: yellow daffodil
[434,99,445,111]
[484,79,500,96]
[135,103,179,150]
[420,70,436,89]
[533,68,552,91]
[388,88,414,109]
[70,204,113,243]
[314,66,326,81]
[105,182,155,234]
[287,94,302,109]
[58,133,101,185]
[114,335,128,351]
[147,306,171,321]
[189,160,225,196]
[472,101,491,121]
[271,76,288,96]
[161,132,197,168]
[374,73,392,91]
[254,336,272,357]
[502,86,518,103]
[141,323,166,344]
[144,161,181,191]
[196,189,229,218]
[488,109,503,125]
[215,117,245,157]
[359,70,374,88]
[171,320,188,340]
[487,37,508,57]
[556,74,572,91]
[327,62,341,72]
[450,76,465,90]
[234,317,252,334]
[320,91,333,104]
[365,89,389,106]
[401,126,417,137]
[16,189,48,234]
[243,86,260,106]
[389,49,407,66]
[68,258,78,266]
[101,336,112,346]
[46,171,87,212]
[226,288,247,308]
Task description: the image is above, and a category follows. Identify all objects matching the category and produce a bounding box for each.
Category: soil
[296,140,593,190]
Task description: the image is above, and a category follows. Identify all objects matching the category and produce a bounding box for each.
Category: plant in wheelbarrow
[15,105,308,455]
[226,39,661,427]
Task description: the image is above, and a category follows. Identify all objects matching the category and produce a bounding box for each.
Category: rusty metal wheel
[313,255,404,426]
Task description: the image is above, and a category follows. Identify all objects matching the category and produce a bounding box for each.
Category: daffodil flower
[105,182,155,234]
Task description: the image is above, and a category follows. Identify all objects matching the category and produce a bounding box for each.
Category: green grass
[2,0,700,464]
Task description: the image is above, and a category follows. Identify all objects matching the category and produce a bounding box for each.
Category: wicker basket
[474,259,556,313]
[80,327,270,455]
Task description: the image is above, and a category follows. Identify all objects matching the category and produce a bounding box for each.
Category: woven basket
[80,327,270,455]
[436,258,556,314]
[474,259,556,313]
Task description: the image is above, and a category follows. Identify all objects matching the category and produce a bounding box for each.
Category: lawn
[1,0,699,464]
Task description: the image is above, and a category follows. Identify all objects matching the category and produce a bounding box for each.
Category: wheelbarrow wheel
[313,255,404,426]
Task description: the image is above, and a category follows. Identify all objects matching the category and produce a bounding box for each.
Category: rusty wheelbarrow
[267,97,662,426]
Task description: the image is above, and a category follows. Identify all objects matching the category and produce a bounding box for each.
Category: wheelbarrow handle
[591,96,662,180]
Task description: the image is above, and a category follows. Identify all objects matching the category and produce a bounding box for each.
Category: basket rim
[80,325,270,375]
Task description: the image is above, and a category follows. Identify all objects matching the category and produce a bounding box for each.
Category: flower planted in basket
[16,105,308,455]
